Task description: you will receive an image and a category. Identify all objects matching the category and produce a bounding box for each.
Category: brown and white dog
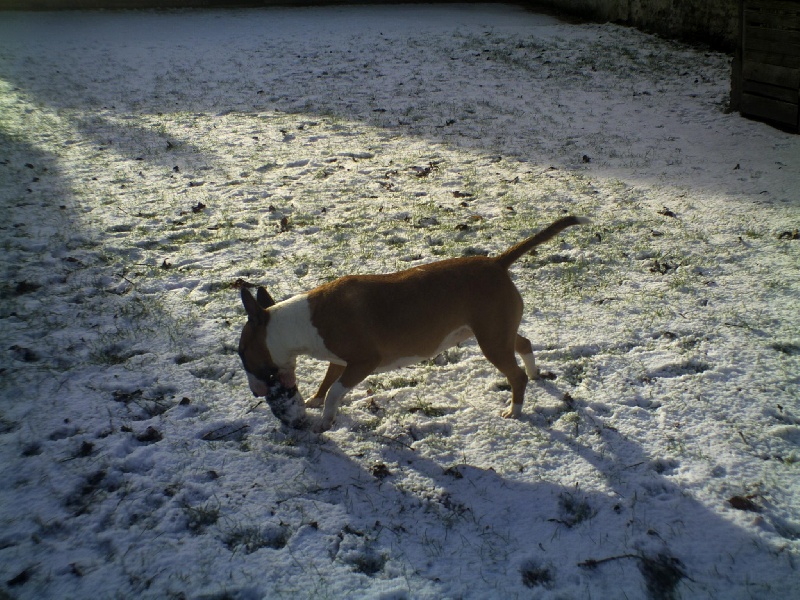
[238,215,590,431]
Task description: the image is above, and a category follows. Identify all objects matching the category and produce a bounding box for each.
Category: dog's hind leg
[515,334,540,380]
[307,362,345,408]
[474,331,529,419]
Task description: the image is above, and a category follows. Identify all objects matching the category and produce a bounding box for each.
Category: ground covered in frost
[1,4,799,599]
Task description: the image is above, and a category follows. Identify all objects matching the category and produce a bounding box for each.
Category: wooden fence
[732,0,800,131]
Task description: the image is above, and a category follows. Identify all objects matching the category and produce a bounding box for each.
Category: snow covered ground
[1,4,798,598]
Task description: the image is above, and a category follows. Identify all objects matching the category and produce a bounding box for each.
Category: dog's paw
[305,396,324,409]
[312,416,335,433]
[502,405,522,419]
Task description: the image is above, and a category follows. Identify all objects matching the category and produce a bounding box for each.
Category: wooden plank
[744,7,800,31]
[745,15,800,32]
[746,31,800,56]
[747,48,800,68]
[751,0,800,9]
[744,0,800,17]
[745,26,800,47]
[747,0,800,11]
[743,59,800,87]
[741,92,800,127]
[743,79,800,103]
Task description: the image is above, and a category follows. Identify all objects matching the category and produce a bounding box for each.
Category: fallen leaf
[370,463,392,479]
[658,207,677,218]
[136,426,163,444]
[728,495,760,512]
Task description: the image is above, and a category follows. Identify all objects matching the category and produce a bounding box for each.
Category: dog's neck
[265,294,343,371]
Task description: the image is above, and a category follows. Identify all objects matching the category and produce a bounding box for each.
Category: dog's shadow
[278,390,787,598]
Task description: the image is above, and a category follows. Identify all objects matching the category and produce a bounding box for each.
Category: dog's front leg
[307,362,346,409]
[316,361,377,432]
[316,381,350,432]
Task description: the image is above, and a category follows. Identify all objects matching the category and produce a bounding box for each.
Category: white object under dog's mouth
[266,387,308,428]
[247,373,308,428]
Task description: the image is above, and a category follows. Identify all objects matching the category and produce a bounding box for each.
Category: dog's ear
[241,287,268,323]
[256,286,276,309]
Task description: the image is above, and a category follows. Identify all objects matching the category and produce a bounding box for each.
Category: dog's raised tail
[495,216,591,269]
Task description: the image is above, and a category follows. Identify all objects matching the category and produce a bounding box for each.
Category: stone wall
[532,0,739,50]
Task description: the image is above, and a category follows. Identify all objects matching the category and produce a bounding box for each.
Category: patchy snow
[1,4,798,598]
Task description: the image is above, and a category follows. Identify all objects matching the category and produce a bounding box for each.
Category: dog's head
[239,286,307,428]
